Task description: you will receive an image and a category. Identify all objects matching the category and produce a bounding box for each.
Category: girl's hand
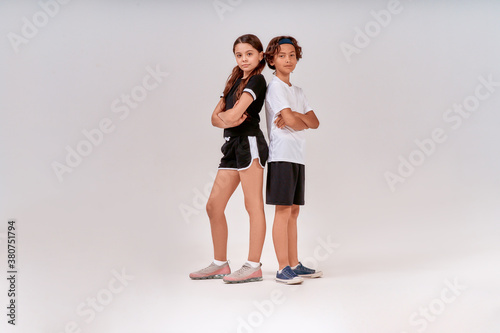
[274,114,286,129]
[233,113,248,126]
[230,99,249,126]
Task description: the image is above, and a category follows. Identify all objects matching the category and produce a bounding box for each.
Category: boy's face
[271,44,297,75]
[234,42,263,77]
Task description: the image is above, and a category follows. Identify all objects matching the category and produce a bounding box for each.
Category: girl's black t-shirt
[222,74,267,137]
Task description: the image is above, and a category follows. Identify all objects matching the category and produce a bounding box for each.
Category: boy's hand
[274,114,286,129]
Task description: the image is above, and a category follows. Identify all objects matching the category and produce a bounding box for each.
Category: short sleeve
[301,90,313,113]
[243,74,266,101]
[266,81,291,116]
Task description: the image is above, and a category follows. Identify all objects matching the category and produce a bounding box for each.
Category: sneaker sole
[223,277,263,284]
[190,274,229,280]
[275,277,303,285]
[297,272,323,278]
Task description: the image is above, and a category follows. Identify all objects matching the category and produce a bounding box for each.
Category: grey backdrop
[1,0,499,332]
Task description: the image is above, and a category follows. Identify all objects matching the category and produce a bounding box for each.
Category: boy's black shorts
[266,161,305,206]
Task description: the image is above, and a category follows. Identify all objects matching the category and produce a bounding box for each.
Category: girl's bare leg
[239,159,266,263]
[206,169,240,261]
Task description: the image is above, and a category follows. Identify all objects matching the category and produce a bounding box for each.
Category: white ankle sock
[213,259,227,266]
[246,260,260,268]
[291,263,299,269]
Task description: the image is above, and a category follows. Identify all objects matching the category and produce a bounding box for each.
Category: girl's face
[271,44,297,76]
[234,43,263,78]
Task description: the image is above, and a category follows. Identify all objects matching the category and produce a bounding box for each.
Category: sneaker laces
[297,263,314,274]
[234,264,252,275]
[281,266,298,279]
[199,262,222,273]
[198,264,214,274]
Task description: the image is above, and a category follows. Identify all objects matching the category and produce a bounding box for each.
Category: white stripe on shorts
[218,136,264,171]
[249,136,259,161]
[236,136,264,171]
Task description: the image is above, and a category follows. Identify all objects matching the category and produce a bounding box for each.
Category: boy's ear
[259,51,263,61]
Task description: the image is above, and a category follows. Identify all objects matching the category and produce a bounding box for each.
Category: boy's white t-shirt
[265,76,313,165]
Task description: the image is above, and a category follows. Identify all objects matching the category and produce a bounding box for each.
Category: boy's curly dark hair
[265,36,303,70]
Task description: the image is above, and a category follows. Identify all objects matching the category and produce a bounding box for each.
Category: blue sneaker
[292,262,323,278]
[276,266,304,284]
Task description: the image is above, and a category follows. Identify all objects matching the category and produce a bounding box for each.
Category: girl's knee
[206,199,222,219]
[244,200,264,215]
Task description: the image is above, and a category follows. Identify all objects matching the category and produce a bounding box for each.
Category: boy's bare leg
[273,205,292,269]
[288,205,300,267]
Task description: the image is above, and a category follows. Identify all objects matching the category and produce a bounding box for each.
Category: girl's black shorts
[218,134,268,171]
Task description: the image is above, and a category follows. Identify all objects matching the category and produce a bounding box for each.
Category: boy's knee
[290,206,300,219]
[275,205,292,218]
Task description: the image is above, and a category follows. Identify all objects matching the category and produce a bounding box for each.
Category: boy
[265,36,322,284]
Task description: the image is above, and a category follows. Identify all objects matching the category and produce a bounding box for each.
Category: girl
[189,34,268,283]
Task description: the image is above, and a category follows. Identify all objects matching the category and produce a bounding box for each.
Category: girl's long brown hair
[221,34,266,111]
